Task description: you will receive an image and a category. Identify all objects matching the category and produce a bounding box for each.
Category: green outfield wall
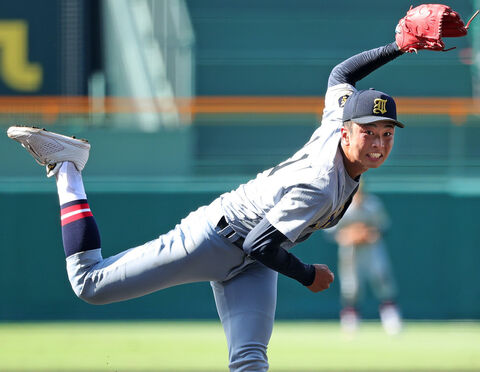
[1,189,479,321]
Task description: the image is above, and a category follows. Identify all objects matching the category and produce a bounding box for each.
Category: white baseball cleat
[7,126,90,177]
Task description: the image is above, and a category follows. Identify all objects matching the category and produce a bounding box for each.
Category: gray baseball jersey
[221,83,359,244]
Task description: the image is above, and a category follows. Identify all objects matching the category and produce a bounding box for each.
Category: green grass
[0,321,479,371]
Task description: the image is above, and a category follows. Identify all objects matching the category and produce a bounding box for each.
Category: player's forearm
[249,242,316,286]
[328,42,403,87]
[242,217,316,286]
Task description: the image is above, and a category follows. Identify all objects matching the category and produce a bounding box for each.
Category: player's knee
[229,343,269,372]
[66,250,106,304]
[71,284,109,305]
[77,292,108,305]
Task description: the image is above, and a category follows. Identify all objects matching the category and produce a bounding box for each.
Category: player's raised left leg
[7,126,103,293]
[7,126,248,305]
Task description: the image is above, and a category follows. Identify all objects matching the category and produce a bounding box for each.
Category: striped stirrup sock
[60,199,101,257]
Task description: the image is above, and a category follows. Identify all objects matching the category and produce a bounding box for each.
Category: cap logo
[373,98,388,115]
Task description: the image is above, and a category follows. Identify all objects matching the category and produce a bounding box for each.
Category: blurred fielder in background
[326,183,402,335]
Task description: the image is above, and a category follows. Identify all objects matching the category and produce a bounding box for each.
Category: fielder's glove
[395,3,479,53]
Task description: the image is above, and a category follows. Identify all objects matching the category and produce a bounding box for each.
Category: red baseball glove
[395,4,479,53]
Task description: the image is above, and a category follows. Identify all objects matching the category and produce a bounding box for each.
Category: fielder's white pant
[66,198,277,372]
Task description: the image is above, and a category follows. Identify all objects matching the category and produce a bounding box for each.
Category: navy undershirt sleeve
[242,217,316,286]
[328,42,403,87]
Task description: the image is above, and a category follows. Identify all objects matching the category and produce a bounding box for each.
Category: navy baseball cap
[342,89,404,128]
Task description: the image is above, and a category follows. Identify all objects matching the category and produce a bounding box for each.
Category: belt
[216,216,245,249]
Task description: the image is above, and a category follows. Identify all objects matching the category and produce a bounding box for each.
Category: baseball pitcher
[7,5,475,371]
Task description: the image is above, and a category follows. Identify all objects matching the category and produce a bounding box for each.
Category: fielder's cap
[342,89,404,128]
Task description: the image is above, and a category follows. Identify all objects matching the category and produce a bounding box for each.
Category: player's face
[341,121,395,178]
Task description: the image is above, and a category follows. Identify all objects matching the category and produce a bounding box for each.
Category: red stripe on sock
[61,203,90,216]
[61,211,93,226]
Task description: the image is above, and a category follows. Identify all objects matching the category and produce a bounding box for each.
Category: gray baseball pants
[65,198,278,371]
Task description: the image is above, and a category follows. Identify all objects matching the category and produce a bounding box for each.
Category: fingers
[317,264,335,283]
[307,264,335,293]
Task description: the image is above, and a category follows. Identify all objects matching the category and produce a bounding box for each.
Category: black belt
[216,216,245,249]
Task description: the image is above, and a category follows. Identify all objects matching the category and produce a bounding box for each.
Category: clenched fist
[307,264,334,293]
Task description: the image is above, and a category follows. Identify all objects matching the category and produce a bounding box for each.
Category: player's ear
[341,126,350,146]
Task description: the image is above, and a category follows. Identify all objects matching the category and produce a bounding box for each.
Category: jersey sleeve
[265,183,332,243]
[319,83,356,132]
